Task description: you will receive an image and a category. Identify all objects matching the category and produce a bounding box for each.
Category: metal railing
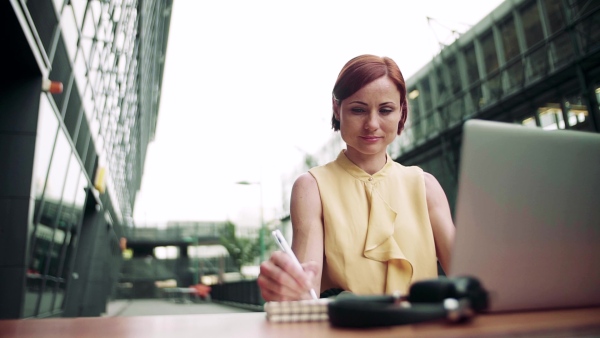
[210,280,265,310]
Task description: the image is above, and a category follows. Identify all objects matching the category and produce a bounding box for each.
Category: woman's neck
[343,148,387,175]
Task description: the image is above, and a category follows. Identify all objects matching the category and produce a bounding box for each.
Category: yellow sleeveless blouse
[309,151,437,295]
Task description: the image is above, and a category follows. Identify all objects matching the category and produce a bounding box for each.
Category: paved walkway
[103,299,258,317]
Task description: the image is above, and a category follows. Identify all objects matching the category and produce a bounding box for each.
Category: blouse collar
[335,150,393,183]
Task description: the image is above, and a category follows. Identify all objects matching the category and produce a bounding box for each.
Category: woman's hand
[257,251,319,301]
[258,173,324,302]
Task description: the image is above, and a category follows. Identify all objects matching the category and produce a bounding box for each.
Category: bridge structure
[117,221,238,298]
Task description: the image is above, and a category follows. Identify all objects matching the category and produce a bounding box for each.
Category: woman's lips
[360,136,382,142]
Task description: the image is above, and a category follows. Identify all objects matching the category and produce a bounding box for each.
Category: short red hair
[331,55,408,135]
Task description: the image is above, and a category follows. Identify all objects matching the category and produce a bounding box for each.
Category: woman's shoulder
[422,172,448,209]
[390,161,425,177]
[292,172,319,194]
[422,171,442,189]
[291,173,322,214]
[307,158,340,179]
[294,172,317,185]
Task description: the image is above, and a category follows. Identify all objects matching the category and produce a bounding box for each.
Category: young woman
[257,55,455,301]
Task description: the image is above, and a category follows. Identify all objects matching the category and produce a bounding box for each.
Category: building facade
[390,0,600,210]
[0,0,172,318]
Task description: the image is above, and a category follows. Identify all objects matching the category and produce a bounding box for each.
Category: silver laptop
[449,119,600,312]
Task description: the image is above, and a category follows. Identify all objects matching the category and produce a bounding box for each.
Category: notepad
[264,298,333,323]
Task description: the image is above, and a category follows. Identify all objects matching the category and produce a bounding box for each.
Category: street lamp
[235,180,265,263]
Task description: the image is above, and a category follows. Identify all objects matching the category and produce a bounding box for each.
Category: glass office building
[0,0,172,318]
[286,0,599,214]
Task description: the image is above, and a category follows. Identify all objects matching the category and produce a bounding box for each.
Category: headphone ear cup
[409,277,456,303]
[328,298,448,328]
[452,276,489,312]
[410,276,489,312]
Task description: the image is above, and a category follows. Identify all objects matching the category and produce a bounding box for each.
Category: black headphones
[327,276,488,328]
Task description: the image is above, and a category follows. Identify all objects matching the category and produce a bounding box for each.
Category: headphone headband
[328,276,488,328]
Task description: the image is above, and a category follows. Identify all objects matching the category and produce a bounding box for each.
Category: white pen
[271,229,319,300]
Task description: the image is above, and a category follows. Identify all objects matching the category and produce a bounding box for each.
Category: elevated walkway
[125,222,227,246]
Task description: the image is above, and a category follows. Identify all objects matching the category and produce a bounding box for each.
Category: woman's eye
[351,108,365,113]
[380,108,393,114]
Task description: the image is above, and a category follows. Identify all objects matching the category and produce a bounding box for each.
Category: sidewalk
[103,299,258,317]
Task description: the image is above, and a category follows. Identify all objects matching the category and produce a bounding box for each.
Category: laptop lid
[449,119,600,312]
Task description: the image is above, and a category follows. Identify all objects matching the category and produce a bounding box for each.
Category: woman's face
[335,76,401,159]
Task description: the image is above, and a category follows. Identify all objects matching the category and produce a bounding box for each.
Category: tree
[219,221,274,271]
[303,154,319,170]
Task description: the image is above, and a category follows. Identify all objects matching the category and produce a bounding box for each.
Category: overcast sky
[132,0,505,228]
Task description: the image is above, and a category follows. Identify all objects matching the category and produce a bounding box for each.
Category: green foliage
[303,154,319,170]
[219,221,275,271]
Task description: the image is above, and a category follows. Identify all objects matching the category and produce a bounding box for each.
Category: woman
[258,55,455,301]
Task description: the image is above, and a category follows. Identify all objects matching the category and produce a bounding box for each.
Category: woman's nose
[364,113,379,130]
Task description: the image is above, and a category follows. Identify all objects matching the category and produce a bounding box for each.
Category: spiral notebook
[264,298,333,323]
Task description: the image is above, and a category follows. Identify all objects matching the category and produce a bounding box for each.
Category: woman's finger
[269,251,313,290]
[258,259,306,300]
[257,272,304,301]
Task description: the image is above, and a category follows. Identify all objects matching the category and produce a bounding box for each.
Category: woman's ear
[332,97,340,120]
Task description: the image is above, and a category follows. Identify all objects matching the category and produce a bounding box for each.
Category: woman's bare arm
[257,173,324,301]
[290,173,324,294]
[424,172,456,274]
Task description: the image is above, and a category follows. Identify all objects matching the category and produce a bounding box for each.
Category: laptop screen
[449,120,600,312]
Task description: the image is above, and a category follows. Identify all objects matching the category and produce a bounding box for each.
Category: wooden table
[1,307,599,338]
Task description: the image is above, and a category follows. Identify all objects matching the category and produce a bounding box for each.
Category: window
[420,77,433,113]
[64,81,82,141]
[570,0,600,17]
[538,103,565,130]
[447,56,461,94]
[521,1,544,49]
[464,45,480,84]
[520,115,537,128]
[565,94,592,132]
[27,0,59,54]
[499,17,524,91]
[32,95,59,210]
[575,7,600,53]
[71,0,87,28]
[481,31,498,75]
[49,36,72,113]
[155,246,179,259]
[52,0,64,14]
[60,5,79,62]
[73,51,87,98]
[435,66,448,104]
[408,87,422,140]
[543,0,565,34]
[470,86,484,110]
[499,17,520,62]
